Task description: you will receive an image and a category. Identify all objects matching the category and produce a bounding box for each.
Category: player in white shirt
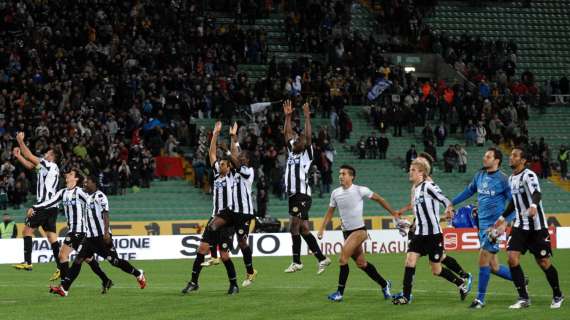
[317,165,400,302]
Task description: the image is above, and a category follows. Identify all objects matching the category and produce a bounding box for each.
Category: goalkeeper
[445,147,516,308]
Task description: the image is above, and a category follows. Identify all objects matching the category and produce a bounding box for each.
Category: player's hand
[493,216,505,229]
[445,205,455,220]
[283,100,293,115]
[317,230,324,240]
[213,121,222,134]
[26,208,34,218]
[528,206,538,217]
[229,122,238,136]
[472,206,478,218]
[12,147,21,157]
[16,132,25,142]
[302,102,310,117]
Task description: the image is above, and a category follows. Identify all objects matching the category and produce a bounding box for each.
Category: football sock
[223,259,238,287]
[241,246,254,274]
[441,255,468,278]
[301,233,325,261]
[403,266,416,299]
[510,265,529,299]
[62,263,82,291]
[24,236,32,264]
[50,241,61,268]
[362,262,388,288]
[210,244,218,259]
[59,261,69,280]
[476,266,491,303]
[113,259,140,277]
[88,259,110,283]
[191,253,205,284]
[438,267,464,286]
[543,265,562,297]
[292,234,302,264]
[338,264,349,295]
[492,264,512,281]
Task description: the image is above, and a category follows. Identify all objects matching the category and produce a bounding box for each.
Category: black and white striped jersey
[285,141,313,196]
[232,166,254,215]
[212,161,234,216]
[36,158,59,207]
[33,186,88,233]
[412,181,452,236]
[509,168,547,231]
[85,190,111,238]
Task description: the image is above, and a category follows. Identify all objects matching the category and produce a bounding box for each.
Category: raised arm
[283,100,294,142]
[16,132,40,166]
[12,147,35,170]
[32,188,64,211]
[209,121,222,166]
[302,102,312,146]
[229,122,240,168]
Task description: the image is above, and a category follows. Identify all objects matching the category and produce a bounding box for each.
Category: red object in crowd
[155,156,184,177]
[421,82,432,100]
[530,160,542,176]
[512,82,528,96]
[443,87,454,105]
[119,146,129,162]
[131,128,141,146]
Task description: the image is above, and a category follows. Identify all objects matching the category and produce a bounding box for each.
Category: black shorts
[216,208,237,225]
[63,232,86,251]
[76,235,116,261]
[235,213,254,240]
[288,193,312,220]
[408,233,444,263]
[201,223,235,252]
[343,227,367,240]
[25,207,58,233]
[507,228,552,259]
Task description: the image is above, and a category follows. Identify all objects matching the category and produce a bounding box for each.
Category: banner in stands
[13,214,570,237]
[154,156,184,177]
[1,228,567,265]
[0,230,406,264]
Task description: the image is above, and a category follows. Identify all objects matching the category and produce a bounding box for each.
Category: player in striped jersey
[228,123,258,287]
[282,100,330,274]
[182,121,239,295]
[49,176,146,297]
[12,132,61,279]
[393,159,471,305]
[28,169,110,291]
[493,147,564,309]
[318,165,398,302]
[397,153,472,293]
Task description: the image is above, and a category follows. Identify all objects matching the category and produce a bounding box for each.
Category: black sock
[301,233,326,261]
[223,259,238,287]
[403,266,416,299]
[543,265,563,297]
[441,256,468,278]
[59,261,69,280]
[24,236,32,264]
[509,265,529,299]
[191,253,205,284]
[338,264,349,295]
[62,263,82,291]
[241,246,254,274]
[88,260,109,284]
[114,259,140,277]
[362,263,388,288]
[50,241,61,268]
[210,244,218,259]
[292,234,302,264]
[438,267,465,286]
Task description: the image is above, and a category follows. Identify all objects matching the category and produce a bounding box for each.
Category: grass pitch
[2,251,569,320]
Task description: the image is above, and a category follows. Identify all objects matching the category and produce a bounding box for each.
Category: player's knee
[220,252,230,262]
[238,239,248,249]
[537,258,551,270]
[507,256,519,267]
[356,260,367,269]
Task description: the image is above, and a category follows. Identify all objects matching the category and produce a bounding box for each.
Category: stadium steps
[424,0,570,83]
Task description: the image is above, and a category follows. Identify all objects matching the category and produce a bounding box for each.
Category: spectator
[379,133,390,160]
[456,145,468,173]
[118,160,131,195]
[464,120,477,146]
[435,122,447,147]
[0,213,17,239]
[257,174,269,218]
[541,144,552,179]
[443,145,458,173]
[475,121,487,146]
[367,132,379,159]
[406,144,417,170]
[422,123,435,147]
[357,136,367,159]
[425,140,437,163]
[309,165,322,198]
[559,145,569,180]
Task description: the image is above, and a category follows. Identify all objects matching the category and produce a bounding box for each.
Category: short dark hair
[487,147,503,166]
[68,168,84,185]
[86,174,98,186]
[340,164,356,178]
[513,146,529,161]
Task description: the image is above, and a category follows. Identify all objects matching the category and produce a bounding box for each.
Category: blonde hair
[411,158,430,178]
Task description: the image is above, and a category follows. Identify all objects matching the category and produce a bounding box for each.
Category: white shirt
[329,184,373,231]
